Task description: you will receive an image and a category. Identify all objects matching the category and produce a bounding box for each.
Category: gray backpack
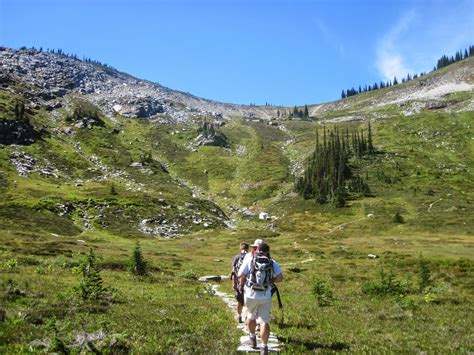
[246,254,274,291]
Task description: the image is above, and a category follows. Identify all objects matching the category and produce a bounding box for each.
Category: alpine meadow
[0,42,473,353]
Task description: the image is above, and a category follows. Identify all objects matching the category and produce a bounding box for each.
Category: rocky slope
[0,47,277,122]
[0,46,473,240]
[1,47,473,124]
[309,57,474,121]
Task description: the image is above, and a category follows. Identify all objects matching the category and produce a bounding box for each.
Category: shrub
[397,295,420,311]
[179,270,198,280]
[418,254,432,292]
[110,184,118,195]
[45,319,68,354]
[311,277,334,306]
[362,268,409,296]
[128,241,148,276]
[1,258,18,270]
[393,211,404,224]
[140,150,153,165]
[203,284,216,296]
[4,279,27,299]
[423,292,437,304]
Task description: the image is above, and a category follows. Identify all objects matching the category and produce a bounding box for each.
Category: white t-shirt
[238,255,282,300]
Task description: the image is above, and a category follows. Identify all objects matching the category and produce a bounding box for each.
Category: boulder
[198,275,222,282]
[115,97,165,118]
[193,131,229,148]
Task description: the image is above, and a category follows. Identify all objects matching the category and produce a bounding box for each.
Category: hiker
[242,238,263,264]
[231,242,249,323]
[242,239,264,331]
[238,242,283,355]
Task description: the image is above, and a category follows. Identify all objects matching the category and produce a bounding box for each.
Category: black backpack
[246,253,274,292]
[231,252,247,290]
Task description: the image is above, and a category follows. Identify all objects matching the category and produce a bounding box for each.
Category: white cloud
[375,1,474,81]
[315,18,345,58]
[376,9,416,81]
[377,54,410,82]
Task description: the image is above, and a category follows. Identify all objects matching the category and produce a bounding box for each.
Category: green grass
[1,87,473,352]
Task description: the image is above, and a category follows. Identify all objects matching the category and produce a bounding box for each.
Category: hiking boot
[249,335,257,349]
[238,315,243,323]
[260,345,269,355]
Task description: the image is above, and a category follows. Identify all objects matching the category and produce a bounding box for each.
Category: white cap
[251,239,263,247]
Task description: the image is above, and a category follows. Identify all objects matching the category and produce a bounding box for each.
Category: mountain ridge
[0,47,277,121]
[2,46,473,124]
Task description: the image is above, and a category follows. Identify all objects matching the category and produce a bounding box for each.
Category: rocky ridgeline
[309,58,474,121]
[0,47,276,122]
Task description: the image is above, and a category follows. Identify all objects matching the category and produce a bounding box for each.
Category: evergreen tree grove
[295,123,374,206]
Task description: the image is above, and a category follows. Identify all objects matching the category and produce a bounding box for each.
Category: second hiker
[231,242,249,323]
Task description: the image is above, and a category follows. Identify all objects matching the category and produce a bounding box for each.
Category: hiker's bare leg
[247,318,256,335]
[237,302,243,316]
[260,322,270,345]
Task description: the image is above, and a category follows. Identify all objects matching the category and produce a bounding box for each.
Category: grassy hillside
[1,63,473,352]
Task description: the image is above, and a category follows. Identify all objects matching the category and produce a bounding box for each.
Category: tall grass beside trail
[0,246,240,353]
[270,254,473,353]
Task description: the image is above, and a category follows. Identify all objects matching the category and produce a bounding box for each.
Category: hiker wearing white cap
[242,239,263,264]
[238,242,283,355]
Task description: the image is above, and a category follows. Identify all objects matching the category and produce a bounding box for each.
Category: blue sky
[1,0,473,106]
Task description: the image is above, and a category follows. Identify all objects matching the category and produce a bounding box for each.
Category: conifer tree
[129,241,148,276]
[304,104,309,119]
[76,249,105,300]
[367,121,375,155]
[293,106,299,118]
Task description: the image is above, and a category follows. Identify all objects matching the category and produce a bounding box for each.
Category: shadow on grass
[280,336,350,351]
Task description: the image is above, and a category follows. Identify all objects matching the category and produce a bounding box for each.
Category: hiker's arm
[272,261,283,283]
[239,274,246,290]
[273,273,283,283]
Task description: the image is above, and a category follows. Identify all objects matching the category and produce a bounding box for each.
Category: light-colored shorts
[244,297,272,324]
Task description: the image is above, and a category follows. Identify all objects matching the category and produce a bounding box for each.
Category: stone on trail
[198,275,221,282]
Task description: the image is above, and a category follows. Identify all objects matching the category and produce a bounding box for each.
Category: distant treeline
[18,46,115,70]
[341,45,474,99]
